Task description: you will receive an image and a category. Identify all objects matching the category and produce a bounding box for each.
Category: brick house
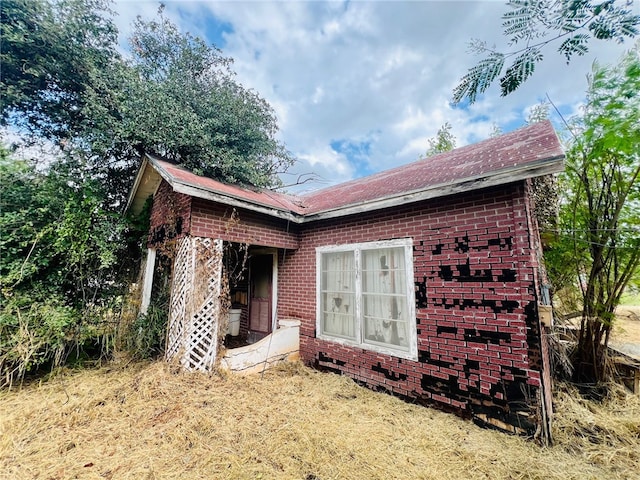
[126,121,564,442]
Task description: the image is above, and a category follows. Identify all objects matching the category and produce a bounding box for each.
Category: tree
[0,2,295,381]
[453,0,640,104]
[0,146,128,385]
[115,11,294,188]
[547,46,640,382]
[489,123,503,138]
[0,0,119,140]
[425,122,457,157]
[526,101,551,125]
[1,1,293,198]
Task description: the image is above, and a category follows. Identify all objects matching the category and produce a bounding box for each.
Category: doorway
[248,251,277,341]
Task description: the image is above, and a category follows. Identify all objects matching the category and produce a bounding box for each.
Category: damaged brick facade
[148,181,192,246]
[134,121,562,441]
[145,176,552,439]
[277,182,550,437]
[147,183,299,250]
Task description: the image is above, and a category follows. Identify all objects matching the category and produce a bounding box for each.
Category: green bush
[0,150,132,386]
[130,302,169,360]
[0,294,77,386]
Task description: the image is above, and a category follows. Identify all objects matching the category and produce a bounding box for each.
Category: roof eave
[135,152,564,225]
[124,156,166,216]
[123,156,149,214]
[300,155,565,223]
[172,182,305,223]
[143,154,305,223]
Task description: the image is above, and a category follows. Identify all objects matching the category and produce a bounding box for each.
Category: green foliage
[118,254,171,360]
[2,1,293,199]
[453,0,640,104]
[425,122,457,157]
[0,294,79,385]
[489,123,503,138]
[128,302,169,360]
[0,0,119,139]
[115,11,294,188]
[559,33,590,61]
[1,153,60,295]
[545,45,640,381]
[0,153,126,303]
[454,52,505,104]
[526,101,551,125]
[0,148,128,386]
[0,1,297,380]
[500,47,543,96]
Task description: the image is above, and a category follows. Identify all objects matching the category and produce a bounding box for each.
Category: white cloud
[111,0,638,191]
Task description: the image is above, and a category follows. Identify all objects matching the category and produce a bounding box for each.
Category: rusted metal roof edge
[147,154,305,222]
[173,182,305,223]
[299,155,565,223]
[137,153,564,225]
[172,155,564,224]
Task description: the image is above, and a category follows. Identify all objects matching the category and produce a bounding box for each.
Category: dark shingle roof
[300,120,564,215]
[129,121,564,223]
[154,159,305,214]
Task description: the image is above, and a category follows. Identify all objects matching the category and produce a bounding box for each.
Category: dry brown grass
[613,305,640,344]
[1,361,639,480]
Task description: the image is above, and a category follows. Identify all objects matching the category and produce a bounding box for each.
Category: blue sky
[112,0,638,192]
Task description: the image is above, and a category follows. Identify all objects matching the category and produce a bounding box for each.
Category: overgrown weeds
[0,294,118,388]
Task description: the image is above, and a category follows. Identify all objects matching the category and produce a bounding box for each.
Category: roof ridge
[128,120,563,223]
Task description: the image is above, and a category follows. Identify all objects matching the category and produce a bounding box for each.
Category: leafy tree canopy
[0,0,295,383]
[0,145,129,383]
[1,1,293,194]
[453,0,640,104]
[119,12,294,187]
[0,0,119,140]
[526,101,551,125]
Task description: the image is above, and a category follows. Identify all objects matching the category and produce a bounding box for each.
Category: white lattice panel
[165,237,192,363]
[165,236,223,371]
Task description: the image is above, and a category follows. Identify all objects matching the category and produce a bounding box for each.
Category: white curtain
[321,251,355,339]
[362,247,408,348]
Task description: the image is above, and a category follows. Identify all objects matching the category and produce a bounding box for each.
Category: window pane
[362,248,406,295]
[322,292,356,338]
[361,247,409,349]
[364,312,409,350]
[320,251,355,340]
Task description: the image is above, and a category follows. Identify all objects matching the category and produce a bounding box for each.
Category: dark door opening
[249,254,273,340]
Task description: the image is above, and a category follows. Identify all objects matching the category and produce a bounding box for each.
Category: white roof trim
[124,156,149,213]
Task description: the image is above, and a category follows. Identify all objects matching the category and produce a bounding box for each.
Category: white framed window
[316,238,417,360]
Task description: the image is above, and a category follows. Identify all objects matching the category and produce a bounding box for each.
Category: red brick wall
[277,182,547,435]
[148,180,192,246]
[148,181,299,250]
[150,177,549,436]
[190,198,299,250]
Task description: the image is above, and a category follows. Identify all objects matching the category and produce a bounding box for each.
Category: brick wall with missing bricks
[277,182,548,437]
[149,177,549,437]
